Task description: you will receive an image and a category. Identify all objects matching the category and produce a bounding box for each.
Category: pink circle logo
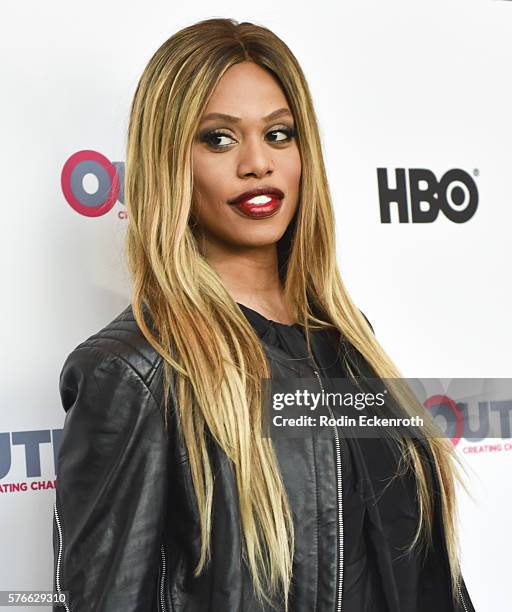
[61,150,124,217]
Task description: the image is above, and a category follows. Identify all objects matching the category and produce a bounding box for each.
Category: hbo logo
[377,168,478,223]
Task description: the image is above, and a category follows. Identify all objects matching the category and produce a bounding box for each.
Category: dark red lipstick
[228,186,284,219]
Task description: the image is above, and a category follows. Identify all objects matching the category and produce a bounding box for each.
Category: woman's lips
[230,194,283,219]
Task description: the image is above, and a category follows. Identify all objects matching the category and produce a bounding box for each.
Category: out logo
[377,168,479,223]
[424,394,512,446]
[0,428,62,479]
[61,150,126,218]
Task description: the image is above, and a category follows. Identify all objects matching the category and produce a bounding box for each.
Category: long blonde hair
[124,17,471,611]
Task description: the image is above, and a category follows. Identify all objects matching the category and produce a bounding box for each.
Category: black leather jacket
[52,304,476,611]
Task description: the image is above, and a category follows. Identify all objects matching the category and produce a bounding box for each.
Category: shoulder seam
[66,344,163,409]
[79,333,160,373]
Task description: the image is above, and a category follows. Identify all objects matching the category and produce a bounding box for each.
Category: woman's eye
[200,131,237,149]
[266,127,296,144]
[199,126,296,150]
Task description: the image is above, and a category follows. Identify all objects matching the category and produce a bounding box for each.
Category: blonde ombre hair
[124,17,471,611]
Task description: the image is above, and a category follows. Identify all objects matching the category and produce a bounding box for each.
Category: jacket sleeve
[52,346,169,611]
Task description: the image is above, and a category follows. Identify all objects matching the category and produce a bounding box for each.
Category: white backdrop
[1,0,509,609]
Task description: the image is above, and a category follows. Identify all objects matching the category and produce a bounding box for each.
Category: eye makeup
[197,125,297,150]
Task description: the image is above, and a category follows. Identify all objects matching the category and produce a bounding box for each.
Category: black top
[236,302,433,612]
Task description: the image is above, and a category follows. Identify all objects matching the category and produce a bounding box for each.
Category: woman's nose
[237,136,274,177]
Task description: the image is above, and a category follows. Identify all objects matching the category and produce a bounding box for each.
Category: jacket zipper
[159,543,168,612]
[53,502,71,612]
[457,575,469,612]
[308,357,344,612]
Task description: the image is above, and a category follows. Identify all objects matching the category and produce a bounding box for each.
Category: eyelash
[199,126,296,150]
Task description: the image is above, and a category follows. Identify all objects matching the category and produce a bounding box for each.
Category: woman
[52,17,477,612]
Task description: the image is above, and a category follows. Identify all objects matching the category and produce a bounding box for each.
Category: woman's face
[191,61,302,253]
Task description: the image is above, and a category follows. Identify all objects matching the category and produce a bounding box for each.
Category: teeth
[246,195,272,204]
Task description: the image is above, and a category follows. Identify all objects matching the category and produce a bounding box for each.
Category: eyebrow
[200,107,293,124]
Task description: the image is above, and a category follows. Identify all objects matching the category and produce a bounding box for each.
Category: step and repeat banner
[1,1,509,609]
